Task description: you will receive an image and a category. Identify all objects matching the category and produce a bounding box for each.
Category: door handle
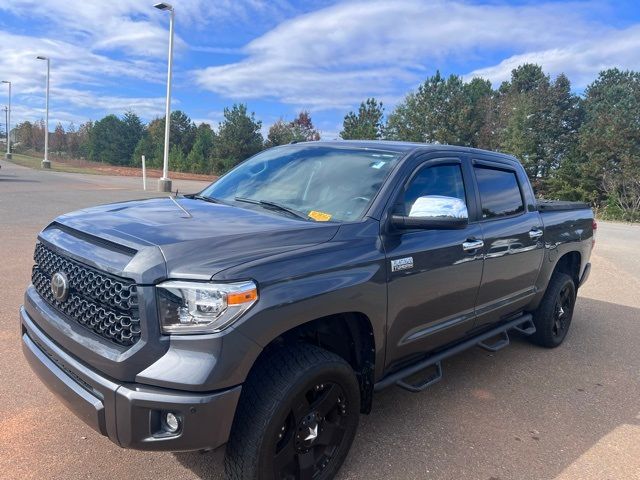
[462,239,484,252]
[529,228,544,239]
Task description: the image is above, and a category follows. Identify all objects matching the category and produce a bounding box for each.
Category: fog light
[164,412,180,433]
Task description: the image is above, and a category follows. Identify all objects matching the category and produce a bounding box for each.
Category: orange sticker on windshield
[308,210,332,222]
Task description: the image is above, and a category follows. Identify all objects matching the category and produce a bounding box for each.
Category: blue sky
[0,0,639,139]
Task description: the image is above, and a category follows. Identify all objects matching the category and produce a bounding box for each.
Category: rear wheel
[224,344,360,480]
[530,272,577,348]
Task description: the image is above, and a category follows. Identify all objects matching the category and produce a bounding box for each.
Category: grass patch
[6,153,216,182]
[7,153,104,175]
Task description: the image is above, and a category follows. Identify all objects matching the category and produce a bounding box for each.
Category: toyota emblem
[50,272,70,302]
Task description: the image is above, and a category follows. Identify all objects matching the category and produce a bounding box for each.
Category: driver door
[383,156,484,368]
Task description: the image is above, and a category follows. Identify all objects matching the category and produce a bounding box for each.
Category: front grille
[32,243,141,347]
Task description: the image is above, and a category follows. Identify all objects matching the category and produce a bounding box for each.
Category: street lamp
[155,2,174,192]
[1,81,11,159]
[36,56,51,169]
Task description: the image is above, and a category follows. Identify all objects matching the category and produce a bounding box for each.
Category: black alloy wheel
[224,344,360,480]
[530,271,577,348]
[274,382,349,479]
[552,282,574,339]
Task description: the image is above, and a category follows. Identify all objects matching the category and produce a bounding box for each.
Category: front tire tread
[224,344,358,480]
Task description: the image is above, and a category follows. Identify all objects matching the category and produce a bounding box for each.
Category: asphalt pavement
[1,159,639,480]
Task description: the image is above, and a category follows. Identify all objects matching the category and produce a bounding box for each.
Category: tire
[529,272,577,348]
[224,344,360,480]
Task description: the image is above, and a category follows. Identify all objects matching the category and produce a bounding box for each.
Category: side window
[474,166,524,219]
[401,163,466,215]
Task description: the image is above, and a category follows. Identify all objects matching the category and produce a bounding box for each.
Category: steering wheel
[337,196,370,217]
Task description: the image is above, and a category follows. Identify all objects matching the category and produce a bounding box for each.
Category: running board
[374,314,535,393]
[478,330,510,352]
[512,317,536,335]
[395,362,443,393]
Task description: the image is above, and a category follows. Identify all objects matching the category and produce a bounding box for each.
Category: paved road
[1,159,639,480]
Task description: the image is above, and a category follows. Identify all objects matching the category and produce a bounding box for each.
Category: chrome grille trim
[32,243,141,347]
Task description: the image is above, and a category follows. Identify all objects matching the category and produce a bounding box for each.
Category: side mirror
[391,195,469,230]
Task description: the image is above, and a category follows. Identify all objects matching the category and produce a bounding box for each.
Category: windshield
[200,145,402,222]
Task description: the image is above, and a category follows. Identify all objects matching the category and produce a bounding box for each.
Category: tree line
[340,66,640,222]
[10,64,640,221]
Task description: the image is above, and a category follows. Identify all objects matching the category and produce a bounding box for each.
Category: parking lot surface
[1,160,639,480]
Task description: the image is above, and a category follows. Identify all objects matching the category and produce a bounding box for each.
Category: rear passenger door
[472,159,544,328]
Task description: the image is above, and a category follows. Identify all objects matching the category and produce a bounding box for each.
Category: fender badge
[391,257,414,272]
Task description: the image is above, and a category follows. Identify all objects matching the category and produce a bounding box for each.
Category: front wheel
[224,344,360,480]
[530,272,577,348]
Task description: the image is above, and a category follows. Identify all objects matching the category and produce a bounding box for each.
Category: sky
[0,0,639,139]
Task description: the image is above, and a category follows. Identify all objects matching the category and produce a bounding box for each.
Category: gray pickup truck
[21,141,594,480]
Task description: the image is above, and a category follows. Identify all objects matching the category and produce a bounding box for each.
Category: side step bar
[374,314,535,393]
[478,330,510,352]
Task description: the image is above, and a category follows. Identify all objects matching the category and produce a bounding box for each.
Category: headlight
[157,280,258,334]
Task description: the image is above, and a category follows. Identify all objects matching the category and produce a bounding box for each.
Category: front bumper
[20,306,241,451]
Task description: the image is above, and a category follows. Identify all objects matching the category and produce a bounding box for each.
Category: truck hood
[49,197,340,281]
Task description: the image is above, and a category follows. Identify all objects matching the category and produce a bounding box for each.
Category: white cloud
[1,0,639,129]
[0,30,166,125]
[197,59,411,110]
[466,25,640,89]
[242,1,595,65]
[0,0,296,127]
[2,33,161,87]
[193,0,636,111]
[7,102,87,128]
[7,87,167,128]
[192,111,225,127]
[1,1,170,57]
[54,88,168,118]
[0,0,296,57]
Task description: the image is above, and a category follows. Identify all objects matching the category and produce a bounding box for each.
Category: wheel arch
[246,312,376,414]
[553,251,581,288]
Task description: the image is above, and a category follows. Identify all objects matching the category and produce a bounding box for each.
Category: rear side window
[474,166,524,219]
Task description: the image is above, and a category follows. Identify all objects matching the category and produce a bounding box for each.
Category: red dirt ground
[26,152,218,182]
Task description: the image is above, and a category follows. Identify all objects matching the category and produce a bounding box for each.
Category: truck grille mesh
[31,243,141,347]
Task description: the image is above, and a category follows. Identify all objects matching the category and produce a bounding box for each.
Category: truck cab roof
[284,140,521,164]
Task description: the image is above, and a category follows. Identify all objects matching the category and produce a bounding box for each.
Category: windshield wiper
[234,197,310,221]
[185,193,225,204]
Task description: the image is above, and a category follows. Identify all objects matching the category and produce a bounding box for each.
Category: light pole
[3,107,8,159]
[36,56,51,169]
[1,81,11,159]
[155,2,174,192]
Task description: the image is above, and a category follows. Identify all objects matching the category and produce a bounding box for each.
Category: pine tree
[340,98,384,140]
[169,144,187,172]
[385,73,473,144]
[578,69,640,220]
[89,115,128,164]
[215,104,263,171]
[122,111,144,165]
[186,123,216,173]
